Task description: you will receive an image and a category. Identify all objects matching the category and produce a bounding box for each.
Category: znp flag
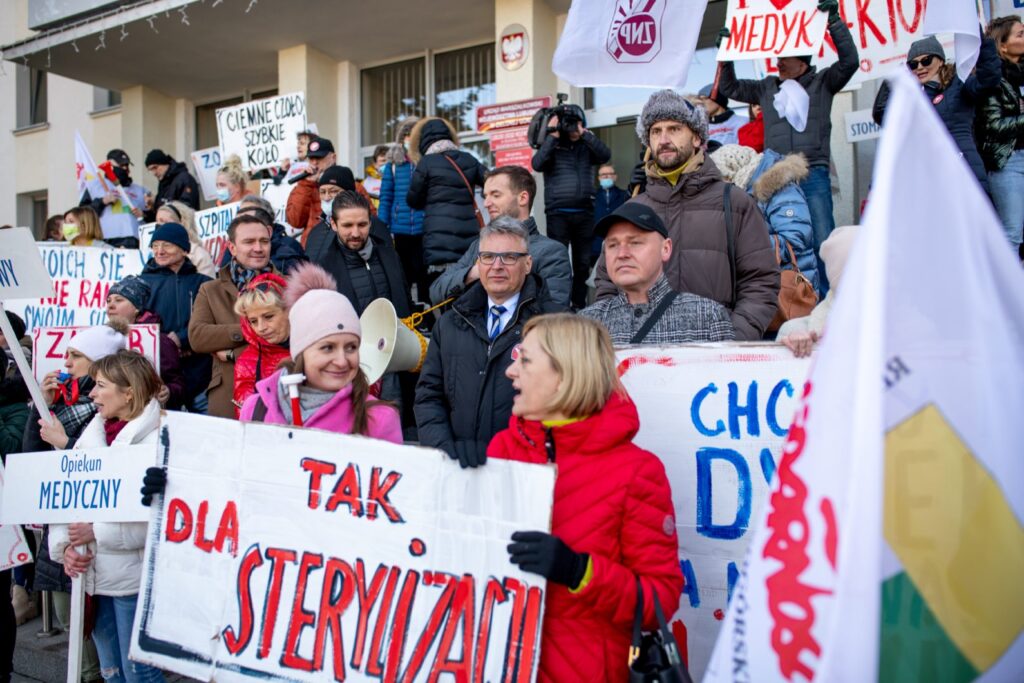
[74,131,133,214]
[703,68,1024,683]
[552,0,708,89]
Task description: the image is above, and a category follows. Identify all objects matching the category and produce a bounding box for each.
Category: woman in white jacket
[49,350,164,683]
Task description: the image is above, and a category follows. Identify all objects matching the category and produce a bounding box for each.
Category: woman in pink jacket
[237,263,402,442]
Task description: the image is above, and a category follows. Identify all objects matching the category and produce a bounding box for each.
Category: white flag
[704,68,1024,683]
[552,0,708,89]
[74,131,107,202]
[923,0,982,82]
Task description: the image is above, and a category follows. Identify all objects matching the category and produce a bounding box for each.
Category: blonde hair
[89,349,161,420]
[156,201,199,245]
[64,206,104,242]
[217,154,248,191]
[234,286,285,317]
[521,314,621,419]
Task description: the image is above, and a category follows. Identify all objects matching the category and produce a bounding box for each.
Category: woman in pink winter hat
[237,262,402,442]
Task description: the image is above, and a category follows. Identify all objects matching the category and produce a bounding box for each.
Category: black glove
[817,0,840,22]
[716,27,730,49]
[450,440,487,469]
[627,150,648,196]
[141,466,167,506]
[507,531,588,588]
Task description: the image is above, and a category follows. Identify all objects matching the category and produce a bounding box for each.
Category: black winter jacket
[977,66,1024,172]
[414,274,565,462]
[718,16,858,167]
[406,150,487,266]
[873,38,1001,189]
[531,130,611,212]
[148,161,200,221]
[305,229,412,318]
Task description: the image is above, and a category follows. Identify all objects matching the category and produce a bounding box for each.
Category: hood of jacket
[407,117,459,163]
[142,256,200,277]
[496,389,641,462]
[750,151,809,203]
[157,161,190,190]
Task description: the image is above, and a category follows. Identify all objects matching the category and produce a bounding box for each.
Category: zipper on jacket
[544,427,556,463]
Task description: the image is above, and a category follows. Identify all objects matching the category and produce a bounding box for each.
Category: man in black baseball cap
[286,136,338,241]
[580,202,734,345]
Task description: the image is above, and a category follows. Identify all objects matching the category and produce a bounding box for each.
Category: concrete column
[494,0,559,103]
[278,44,338,153]
[120,84,177,193]
[336,61,360,170]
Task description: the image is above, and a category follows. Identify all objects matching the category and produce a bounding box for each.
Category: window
[434,44,495,135]
[195,96,244,150]
[15,191,47,238]
[92,87,122,111]
[361,58,426,147]
[16,65,47,128]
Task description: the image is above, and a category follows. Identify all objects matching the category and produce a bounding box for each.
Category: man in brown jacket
[188,214,279,418]
[594,89,779,340]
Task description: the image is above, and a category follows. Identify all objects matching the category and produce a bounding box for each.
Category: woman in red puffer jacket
[232,273,290,416]
[488,313,684,683]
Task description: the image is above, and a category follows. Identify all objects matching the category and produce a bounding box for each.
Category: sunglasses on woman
[907,55,937,70]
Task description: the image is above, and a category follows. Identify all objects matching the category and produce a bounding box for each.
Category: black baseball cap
[306,137,335,159]
[317,165,356,191]
[107,149,132,166]
[594,201,668,238]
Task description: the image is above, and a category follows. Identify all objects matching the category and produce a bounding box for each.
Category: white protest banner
[0,462,32,572]
[32,324,160,384]
[190,146,223,202]
[141,202,241,265]
[717,0,829,61]
[4,245,144,333]
[552,0,708,88]
[615,344,810,680]
[216,92,307,172]
[1,445,152,525]
[844,108,882,142]
[0,228,55,301]
[260,179,299,236]
[130,412,554,682]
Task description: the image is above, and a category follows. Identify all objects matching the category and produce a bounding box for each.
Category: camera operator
[531,107,611,309]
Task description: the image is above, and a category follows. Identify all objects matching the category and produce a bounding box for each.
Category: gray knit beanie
[907,36,945,63]
[636,89,709,146]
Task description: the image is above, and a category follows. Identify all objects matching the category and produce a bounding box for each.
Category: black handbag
[628,579,693,683]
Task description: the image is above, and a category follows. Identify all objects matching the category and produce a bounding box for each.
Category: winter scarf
[425,139,459,156]
[229,259,272,292]
[103,419,128,445]
[276,380,336,424]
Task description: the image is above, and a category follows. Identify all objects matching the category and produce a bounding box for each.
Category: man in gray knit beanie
[636,89,709,154]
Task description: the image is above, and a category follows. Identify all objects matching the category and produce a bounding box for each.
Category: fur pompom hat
[637,89,709,146]
[284,263,361,359]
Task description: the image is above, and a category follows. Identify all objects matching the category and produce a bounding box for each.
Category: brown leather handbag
[769,237,818,332]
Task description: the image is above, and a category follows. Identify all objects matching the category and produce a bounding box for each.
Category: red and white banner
[717,0,830,61]
[32,324,160,384]
[0,463,32,572]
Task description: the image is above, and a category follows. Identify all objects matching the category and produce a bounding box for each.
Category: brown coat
[594,158,779,340]
[187,264,280,418]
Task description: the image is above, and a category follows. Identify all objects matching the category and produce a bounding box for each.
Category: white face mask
[321,199,333,217]
[216,187,231,202]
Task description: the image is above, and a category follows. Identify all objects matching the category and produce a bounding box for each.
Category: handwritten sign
[216,93,308,172]
[190,147,223,202]
[616,344,810,680]
[140,203,239,266]
[260,179,300,237]
[718,0,829,61]
[32,324,160,384]
[0,463,32,571]
[129,412,553,682]
[4,245,144,333]
[1,445,153,525]
[0,228,55,301]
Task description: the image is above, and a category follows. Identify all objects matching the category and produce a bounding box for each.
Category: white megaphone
[359,298,428,385]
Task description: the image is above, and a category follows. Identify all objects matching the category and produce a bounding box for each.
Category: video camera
[527,93,587,149]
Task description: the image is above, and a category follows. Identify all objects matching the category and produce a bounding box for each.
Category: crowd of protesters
[1,12,1022,682]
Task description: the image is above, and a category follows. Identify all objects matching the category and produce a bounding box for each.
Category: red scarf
[103,418,128,445]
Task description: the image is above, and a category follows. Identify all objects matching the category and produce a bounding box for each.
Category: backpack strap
[723,183,737,310]
[630,291,678,345]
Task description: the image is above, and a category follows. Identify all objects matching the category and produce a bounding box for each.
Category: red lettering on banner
[45,330,65,359]
[745,15,763,52]
[281,551,324,672]
[301,457,336,509]
[165,498,192,543]
[258,547,298,660]
[325,464,364,517]
[501,578,528,683]
[428,574,476,682]
[895,0,923,34]
[351,561,388,670]
[730,14,750,52]
[794,9,816,48]
[516,587,544,683]
[761,14,780,52]
[77,280,110,309]
[162,498,237,555]
[473,580,508,683]
[42,280,70,307]
[366,567,401,676]
[762,381,836,681]
[383,568,420,681]
[885,0,899,41]
[194,501,216,553]
[222,544,264,655]
[856,0,887,47]
[214,501,240,556]
[401,572,458,682]
[312,557,357,680]
[367,467,403,522]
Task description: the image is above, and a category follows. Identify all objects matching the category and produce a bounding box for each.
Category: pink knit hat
[284,263,361,360]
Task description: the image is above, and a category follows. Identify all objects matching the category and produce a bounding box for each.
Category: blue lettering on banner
[728,381,759,439]
[759,447,777,484]
[42,248,87,279]
[39,478,121,511]
[691,383,726,437]
[727,561,739,603]
[766,379,794,436]
[97,251,126,281]
[695,447,751,540]
[0,259,20,288]
[680,559,700,608]
[22,305,75,329]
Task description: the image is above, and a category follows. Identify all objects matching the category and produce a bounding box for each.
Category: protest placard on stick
[130,412,554,682]
[32,324,160,384]
[216,93,307,172]
[717,0,829,61]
